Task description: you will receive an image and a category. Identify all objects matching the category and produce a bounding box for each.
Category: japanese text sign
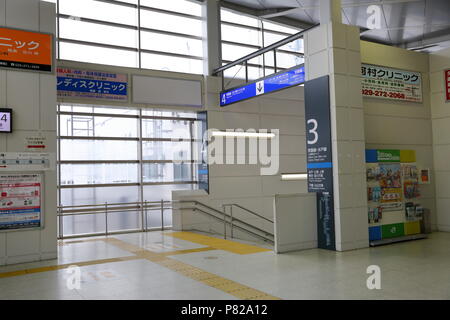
[57,68,128,101]
[305,76,333,193]
[0,27,52,72]
[361,63,422,103]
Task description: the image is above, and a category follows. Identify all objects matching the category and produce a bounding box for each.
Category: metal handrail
[57,199,274,244]
[222,203,274,224]
[180,204,273,237]
[191,208,273,244]
[213,23,319,75]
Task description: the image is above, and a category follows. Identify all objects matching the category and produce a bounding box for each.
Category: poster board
[0,173,43,230]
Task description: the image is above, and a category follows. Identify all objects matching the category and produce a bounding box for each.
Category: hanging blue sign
[220,65,305,106]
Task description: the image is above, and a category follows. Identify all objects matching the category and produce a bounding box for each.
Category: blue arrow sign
[220,65,305,106]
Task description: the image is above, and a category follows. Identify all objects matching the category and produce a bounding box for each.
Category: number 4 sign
[0,108,12,133]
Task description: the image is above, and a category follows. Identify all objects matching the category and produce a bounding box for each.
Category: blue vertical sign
[220,65,305,106]
[197,111,209,193]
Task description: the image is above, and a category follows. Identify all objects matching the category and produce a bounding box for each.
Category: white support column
[304,0,369,251]
[0,0,57,265]
[202,0,222,76]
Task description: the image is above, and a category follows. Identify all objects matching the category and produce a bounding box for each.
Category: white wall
[0,0,57,265]
[173,75,316,244]
[429,48,450,232]
[360,41,437,230]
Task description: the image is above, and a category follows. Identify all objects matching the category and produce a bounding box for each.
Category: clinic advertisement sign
[57,68,128,101]
[0,173,42,230]
[305,75,336,251]
[0,27,53,72]
[361,63,422,103]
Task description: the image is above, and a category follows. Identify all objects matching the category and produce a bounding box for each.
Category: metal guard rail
[58,200,274,243]
[180,201,273,236]
[213,23,319,77]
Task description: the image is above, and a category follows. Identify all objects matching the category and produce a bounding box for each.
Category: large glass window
[55,0,204,74]
[58,104,200,236]
[220,8,304,80]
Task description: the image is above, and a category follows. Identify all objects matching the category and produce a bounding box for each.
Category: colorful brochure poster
[379,163,401,188]
[402,164,420,199]
[361,63,422,103]
[0,173,42,230]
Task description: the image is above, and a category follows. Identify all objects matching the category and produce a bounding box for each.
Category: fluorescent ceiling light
[211,131,276,138]
[281,173,308,181]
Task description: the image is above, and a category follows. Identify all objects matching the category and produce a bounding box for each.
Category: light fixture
[281,173,308,181]
[211,131,276,138]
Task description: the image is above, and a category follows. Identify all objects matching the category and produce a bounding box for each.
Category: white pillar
[304,0,369,251]
[202,0,222,76]
[0,0,57,265]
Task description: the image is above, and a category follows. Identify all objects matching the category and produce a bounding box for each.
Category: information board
[0,152,55,171]
[361,63,422,103]
[0,173,42,230]
[57,68,128,101]
[0,108,12,133]
[220,65,305,106]
[0,27,52,72]
[305,76,333,193]
[305,75,336,251]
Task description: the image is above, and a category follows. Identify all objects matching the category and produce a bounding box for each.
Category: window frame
[56,0,204,73]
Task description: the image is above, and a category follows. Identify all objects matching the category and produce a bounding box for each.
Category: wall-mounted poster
[378,163,403,211]
[0,27,52,72]
[378,163,401,188]
[361,63,422,103]
[419,168,431,184]
[57,68,128,101]
[402,164,420,199]
[0,173,42,230]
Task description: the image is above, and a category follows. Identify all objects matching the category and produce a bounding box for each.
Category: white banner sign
[361,63,422,103]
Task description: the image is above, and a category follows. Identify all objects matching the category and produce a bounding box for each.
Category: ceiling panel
[222,0,450,50]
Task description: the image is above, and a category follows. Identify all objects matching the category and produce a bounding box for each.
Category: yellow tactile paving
[0,256,140,279]
[104,237,280,300]
[0,234,280,300]
[167,231,271,254]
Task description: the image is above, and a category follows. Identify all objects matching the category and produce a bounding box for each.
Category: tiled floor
[0,231,449,300]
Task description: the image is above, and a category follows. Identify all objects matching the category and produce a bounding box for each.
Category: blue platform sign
[220,65,305,106]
